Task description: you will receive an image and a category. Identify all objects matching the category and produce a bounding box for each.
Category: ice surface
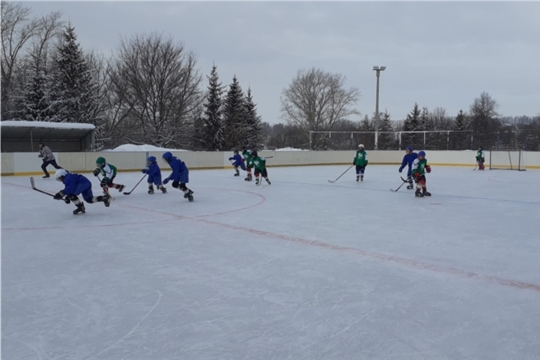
[2,166,540,360]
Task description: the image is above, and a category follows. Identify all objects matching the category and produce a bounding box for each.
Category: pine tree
[453,109,470,149]
[378,110,395,150]
[49,25,99,125]
[201,65,224,151]
[222,75,246,150]
[22,61,52,121]
[243,88,264,150]
[403,103,421,149]
[419,106,429,131]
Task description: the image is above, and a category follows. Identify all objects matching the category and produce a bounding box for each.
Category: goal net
[489,150,526,171]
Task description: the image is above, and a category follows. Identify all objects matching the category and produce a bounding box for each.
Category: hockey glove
[93,168,101,176]
[353,161,356,165]
[100,178,109,187]
[163,178,170,185]
[426,165,431,173]
[399,167,403,173]
[63,196,71,204]
[141,169,148,174]
[54,191,64,200]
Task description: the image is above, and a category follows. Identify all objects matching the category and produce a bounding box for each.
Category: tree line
[2,3,539,152]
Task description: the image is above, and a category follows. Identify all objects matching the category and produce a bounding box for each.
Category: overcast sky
[24,1,540,124]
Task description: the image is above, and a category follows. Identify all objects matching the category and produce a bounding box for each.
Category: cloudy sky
[25,1,540,124]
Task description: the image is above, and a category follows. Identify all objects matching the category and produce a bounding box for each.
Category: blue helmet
[147,156,156,163]
[406,146,413,152]
[418,151,426,157]
[162,151,173,163]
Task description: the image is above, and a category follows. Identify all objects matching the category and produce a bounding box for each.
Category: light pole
[373,66,386,150]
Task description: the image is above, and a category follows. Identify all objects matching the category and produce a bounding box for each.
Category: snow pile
[104,144,188,152]
[0,120,95,130]
[275,147,308,151]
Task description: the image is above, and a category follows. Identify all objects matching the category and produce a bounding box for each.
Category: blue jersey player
[162,152,194,202]
[399,146,418,190]
[53,169,112,214]
[141,156,167,194]
[229,150,246,177]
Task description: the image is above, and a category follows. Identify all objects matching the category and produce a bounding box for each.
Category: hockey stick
[328,165,354,183]
[123,174,147,195]
[29,177,55,197]
[390,177,411,192]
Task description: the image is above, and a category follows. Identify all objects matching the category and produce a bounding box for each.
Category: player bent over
[476,146,485,170]
[411,151,431,197]
[399,146,418,189]
[93,157,125,194]
[162,152,194,202]
[54,169,112,214]
[251,151,271,185]
[142,156,167,194]
[242,146,254,181]
[229,150,246,177]
[353,144,368,182]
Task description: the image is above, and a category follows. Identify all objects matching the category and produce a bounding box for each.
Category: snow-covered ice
[2,165,540,360]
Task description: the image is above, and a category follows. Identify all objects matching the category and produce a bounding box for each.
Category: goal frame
[489,150,526,171]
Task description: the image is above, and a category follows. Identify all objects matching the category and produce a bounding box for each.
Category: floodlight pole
[373,66,386,150]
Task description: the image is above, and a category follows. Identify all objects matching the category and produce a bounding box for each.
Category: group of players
[49,143,485,214]
[52,151,194,214]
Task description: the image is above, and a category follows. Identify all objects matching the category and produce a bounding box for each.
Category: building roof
[1,120,95,142]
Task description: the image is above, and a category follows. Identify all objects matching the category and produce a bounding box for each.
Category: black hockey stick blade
[123,174,147,195]
[30,177,55,197]
[390,177,411,192]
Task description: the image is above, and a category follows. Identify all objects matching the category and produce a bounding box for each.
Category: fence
[308,130,540,151]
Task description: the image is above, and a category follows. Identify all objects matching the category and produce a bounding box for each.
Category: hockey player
[141,156,166,194]
[399,146,418,189]
[38,142,63,178]
[476,146,485,170]
[162,152,194,202]
[251,151,271,185]
[242,146,254,181]
[411,151,432,197]
[54,169,111,214]
[229,150,246,177]
[353,144,368,182]
[93,157,125,194]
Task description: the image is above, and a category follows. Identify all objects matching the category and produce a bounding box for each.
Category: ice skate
[255,178,260,185]
[117,184,125,192]
[266,178,271,185]
[423,190,432,197]
[361,176,364,182]
[158,185,167,193]
[356,176,359,182]
[245,174,252,181]
[148,185,154,194]
[73,203,86,215]
[234,170,240,177]
[415,190,424,198]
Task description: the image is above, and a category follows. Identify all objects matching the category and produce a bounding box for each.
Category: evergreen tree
[201,64,224,150]
[222,75,246,150]
[378,110,395,150]
[453,110,470,149]
[23,66,51,121]
[419,106,429,131]
[49,25,99,125]
[243,88,264,150]
[403,103,421,149]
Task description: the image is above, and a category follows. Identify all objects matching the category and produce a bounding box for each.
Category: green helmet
[96,157,106,167]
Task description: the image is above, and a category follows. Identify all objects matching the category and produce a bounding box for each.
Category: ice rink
[2,165,540,360]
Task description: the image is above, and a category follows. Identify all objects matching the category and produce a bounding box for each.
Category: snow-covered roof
[1,120,95,130]
[104,144,188,152]
[275,147,308,151]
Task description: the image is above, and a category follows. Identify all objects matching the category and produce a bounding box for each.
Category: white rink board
[2,166,540,359]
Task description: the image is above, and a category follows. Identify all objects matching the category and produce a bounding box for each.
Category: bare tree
[470,91,500,148]
[280,68,360,149]
[107,33,202,148]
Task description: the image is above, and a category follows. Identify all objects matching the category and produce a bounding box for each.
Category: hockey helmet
[162,151,173,163]
[251,151,258,158]
[358,144,365,149]
[418,151,426,157]
[406,146,413,152]
[96,156,106,167]
[478,146,483,151]
[147,156,157,164]
[55,169,68,182]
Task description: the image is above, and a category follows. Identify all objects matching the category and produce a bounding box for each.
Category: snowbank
[104,144,188,152]
[275,147,308,151]
[0,120,95,130]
